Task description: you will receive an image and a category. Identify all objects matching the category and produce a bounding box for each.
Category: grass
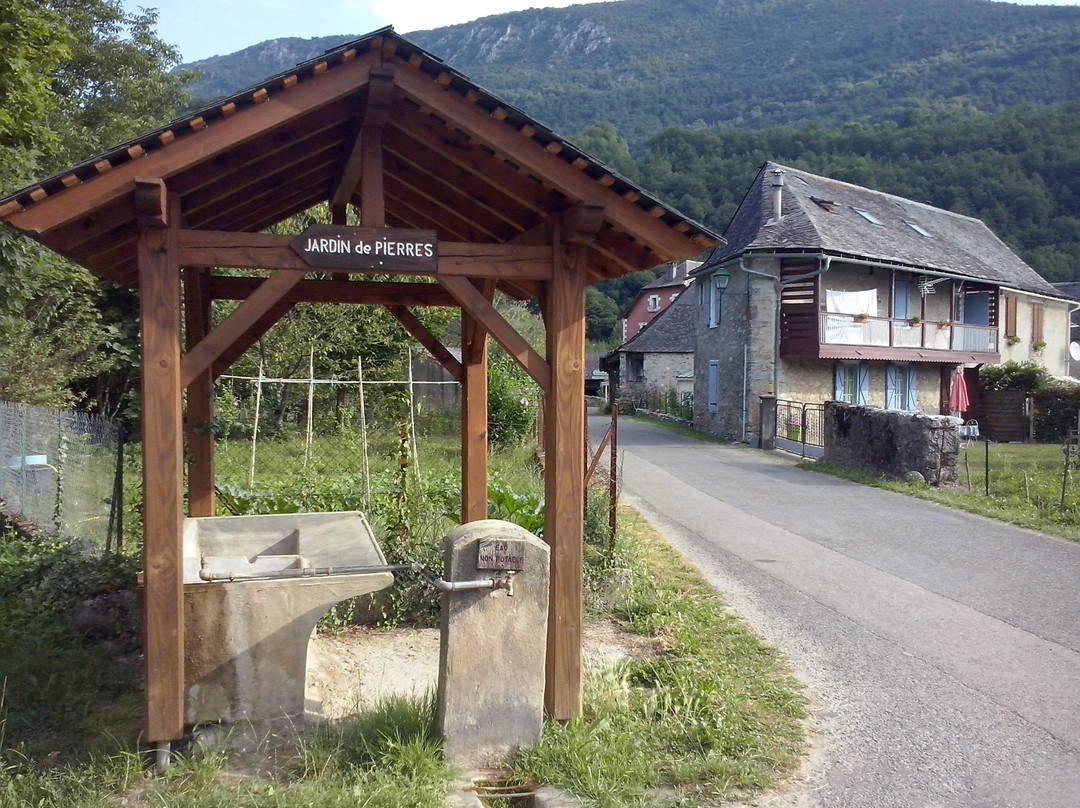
[803,442,1080,541]
[512,507,807,807]
[0,477,807,808]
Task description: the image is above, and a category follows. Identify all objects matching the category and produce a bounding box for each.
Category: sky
[121,0,1080,64]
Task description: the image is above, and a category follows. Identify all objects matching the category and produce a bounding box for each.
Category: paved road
[592,414,1080,808]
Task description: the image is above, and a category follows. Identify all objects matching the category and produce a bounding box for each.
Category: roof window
[905,221,933,238]
[853,207,884,226]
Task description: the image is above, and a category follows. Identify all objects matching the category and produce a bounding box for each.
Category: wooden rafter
[387,305,463,382]
[181,270,306,387]
[211,300,295,380]
[440,275,550,394]
[7,50,383,237]
[391,63,710,263]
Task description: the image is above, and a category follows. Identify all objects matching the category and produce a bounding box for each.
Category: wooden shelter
[0,28,721,744]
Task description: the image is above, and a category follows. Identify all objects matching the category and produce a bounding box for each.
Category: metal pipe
[198,561,422,582]
[197,559,514,595]
[155,742,171,775]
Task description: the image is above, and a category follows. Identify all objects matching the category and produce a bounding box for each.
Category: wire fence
[619,386,694,422]
[0,401,123,550]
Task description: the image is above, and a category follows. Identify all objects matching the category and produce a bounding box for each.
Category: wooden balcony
[780,311,1000,363]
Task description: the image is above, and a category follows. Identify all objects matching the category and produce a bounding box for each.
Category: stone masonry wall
[823,402,959,484]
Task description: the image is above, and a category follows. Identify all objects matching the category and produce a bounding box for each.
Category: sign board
[477,539,527,571]
[290,225,438,273]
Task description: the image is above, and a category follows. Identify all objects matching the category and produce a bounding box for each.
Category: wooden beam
[387,305,463,383]
[391,65,715,262]
[137,184,184,743]
[542,229,587,722]
[207,275,456,306]
[440,275,550,394]
[176,230,553,279]
[211,301,295,380]
[181,269,306,387]
[7,49,383,237]
[331,66,396,217]
[184,267,216,517]
[461,309,488,523]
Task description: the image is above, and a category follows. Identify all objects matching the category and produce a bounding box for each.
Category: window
[708,272,729,328]
[834,362,869,405]
[1003,294,1018,339]
[905,221,933,238]
[853,207,884,226]
[647,294,661,312]
[708,361,719,413]
[886,363,918,411]
[1032,304,1045,345]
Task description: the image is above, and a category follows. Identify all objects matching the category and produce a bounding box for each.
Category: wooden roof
[0,28,721,297]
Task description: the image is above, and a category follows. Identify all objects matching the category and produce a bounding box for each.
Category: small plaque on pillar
[477,539,527,571]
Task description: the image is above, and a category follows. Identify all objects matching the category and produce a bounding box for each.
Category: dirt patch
[305,618,664,721]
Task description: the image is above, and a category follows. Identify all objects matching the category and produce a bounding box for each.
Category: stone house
[610,288,697,403]
[693,162,1072,444]
[620,258,700,341]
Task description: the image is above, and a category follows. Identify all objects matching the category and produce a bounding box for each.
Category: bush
[487,354,539,446]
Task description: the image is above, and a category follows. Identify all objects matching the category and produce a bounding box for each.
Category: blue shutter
[708,361,719,413]
[886,364,898,410]
[905,365,918,411]
[857,363,870,406]
[894,278,911,320]
[834,363,844,401]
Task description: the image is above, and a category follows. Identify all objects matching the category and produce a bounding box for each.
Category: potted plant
[852,313,869,323]
[1007,335,1021,346]
[937,319,951,329]
[1033,341,1047,353]
[908,315,922,326]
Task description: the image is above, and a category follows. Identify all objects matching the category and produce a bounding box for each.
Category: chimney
[769,168,785,223]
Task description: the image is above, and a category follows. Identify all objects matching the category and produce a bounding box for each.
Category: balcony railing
[820,314,998,353]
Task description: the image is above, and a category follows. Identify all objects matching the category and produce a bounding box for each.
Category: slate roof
[641,259,699,291]
[618,287,696,354]
[698,162,1062,299]
[1052,282,1080,302]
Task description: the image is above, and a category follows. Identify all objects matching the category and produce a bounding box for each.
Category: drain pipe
[740,255,833,442]
[155,742,171,775]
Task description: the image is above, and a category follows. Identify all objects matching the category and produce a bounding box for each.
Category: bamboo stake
[304,345,315,467]
[248,364,263,489]
[358,355,371,503]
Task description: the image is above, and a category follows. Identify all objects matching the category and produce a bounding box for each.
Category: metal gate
[775,399,825,458]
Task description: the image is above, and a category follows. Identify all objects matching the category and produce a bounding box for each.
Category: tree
[0,1,192,408]
[585,286,620,345]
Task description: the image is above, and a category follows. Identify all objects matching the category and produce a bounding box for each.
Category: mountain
[181,0,1080,147]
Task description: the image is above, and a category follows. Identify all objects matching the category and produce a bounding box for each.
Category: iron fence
[775,399,825,458]
[0,401,123,549]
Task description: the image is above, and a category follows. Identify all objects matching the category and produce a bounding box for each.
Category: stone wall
[823,402,959,484]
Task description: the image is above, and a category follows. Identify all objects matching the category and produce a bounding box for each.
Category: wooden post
[184,267,215,517]
[136,178,185,742]
[541,233,587,720]
[461,308,489,523]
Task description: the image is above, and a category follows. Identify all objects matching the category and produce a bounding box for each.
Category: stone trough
[182,511,394,734]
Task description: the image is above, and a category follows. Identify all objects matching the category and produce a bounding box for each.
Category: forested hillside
[185,0,1080,145]
[178,0,1080,322]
